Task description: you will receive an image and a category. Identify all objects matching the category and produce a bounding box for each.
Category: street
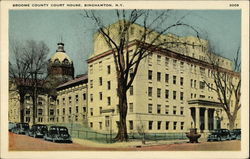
[9,132,240,151]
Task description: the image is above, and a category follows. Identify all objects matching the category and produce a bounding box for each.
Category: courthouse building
[86,21,240,133]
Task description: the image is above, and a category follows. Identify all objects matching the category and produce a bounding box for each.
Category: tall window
[173,106,177,115]
[99,92,103,100]
[83,93,86,100]
[199,81,205,89]
[157,104,161,114]
[180,107,184,115]
[166,121,169,130]
[173,75,176,84]
[165,105,169,114]
[173,122,177,130]
[190,79,193,88]
[165,57,169,67]
[165,89,169,99]
[129,68,134,78]
[157,121,161,130]
[69,107,72,114]
[129,120,133,130]
[69,96,72,104]
[157,72,161,81]
[63,108,65,115]
[165,74,169,83]
[76,106,79,113]
[180,77,184,86]
[157,55,161,64]
[173,91,176,100]
[129,86,133,95]
[99,77,102,86]
[173,59,177,68]
[90,94,93,102]
[107,97,111,105]
[129,103,133,113]
[180,92,184,100]
[148,70,153,80]
[90,108,93,116]
[107,81,111,90]
[194,80,196,88]
[148,87,153,97]
[157,88,161,98]
[75,95,79,103]
[148,104,152,113]
[90,80,93,88]
[89,65,93,74]
[181,122,184,130]
[107,65,111,74]
[148,121,153,130]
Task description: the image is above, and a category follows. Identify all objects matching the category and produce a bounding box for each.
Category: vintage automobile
[230,129,241,140]
[12,123,30,135]
[207,129,231,141]
[28,124,48,138]
[8,122,16,132]
[43,126,72,143]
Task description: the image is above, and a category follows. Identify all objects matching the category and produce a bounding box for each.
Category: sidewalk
[72,138,190,148]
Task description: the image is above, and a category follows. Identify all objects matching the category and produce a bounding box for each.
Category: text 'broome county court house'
[9,20,240,134]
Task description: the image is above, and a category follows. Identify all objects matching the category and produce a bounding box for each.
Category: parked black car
[207,129,231,141]
[28,124,48,138]
[44,126,72,143]
[230,129,241,140]
[12,123,29,135]
[9,122,16,132]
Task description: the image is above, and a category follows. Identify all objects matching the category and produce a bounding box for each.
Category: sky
[9,10,241,76]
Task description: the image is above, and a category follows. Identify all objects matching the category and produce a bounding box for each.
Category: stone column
[213,109,217,130]
[204,108,208,131]
[195,107,200,130]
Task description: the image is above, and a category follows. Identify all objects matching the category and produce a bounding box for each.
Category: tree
[204,42,241,130]
[82,10,199,141]
[9,40,49,124]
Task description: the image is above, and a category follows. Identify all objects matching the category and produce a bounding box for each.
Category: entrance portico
[188,100,223,132]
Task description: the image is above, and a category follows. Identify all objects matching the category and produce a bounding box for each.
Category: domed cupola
[48,43,74,82]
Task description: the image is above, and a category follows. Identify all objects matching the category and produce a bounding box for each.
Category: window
[107,65,111,74]
[99,107,102,114]
[99,122,102,130]
[105,116,110,127]
[173,75,176,84]
[180,77,184,86]
[90,80,93,88]
[76,106,79,113]
[99,61,102,71]
[165,105,169,114]
[165,74,169,83]
[181,122,184,130]
[128,103,133,113]
[200,67,205,75]
[57,99,59,105]
[157,105,161,114]
[157,88,161,98]
[165,57,169,66]
[90,122,93,128]
[83,107,86,113]
[173,59,177,68]
[148,70,153,80]
[157,55,161,64]
[191,93,193,99]
[166,121,169,130]
[129,68,134,78]
[90,94,93,102]
[173,106,177,115]
[83,93,86,100]
[148,87,153,97]
[148,121,153,130]
[90,108,93,116]
[57,109,59,115]
[99,77,102,86]
[69,107,72,114]
[180,92,184,100]
[107,81,111,90]
[89,65,93,74]
[38,109,43,115]
[173,91,176,100]
[190,79,193,88]
[63,108,65,115]
[69,96,72,104]
[26,109,30,115]
[157,121,161,130]
[157,72,161,81]
[130,86,133,95]
[99,92,103,100]
[129,120,133,130]
[173,121,177,130]
[148,53,152,63]
[199,81,205,89]
[148,104,153,113]
[200,95,205,98]
[194,80,196,88]
[180,107,184,115]
[107,97,111,105]
[180,62,184,68]
[75,115,78,121]
[165,89,169,99]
